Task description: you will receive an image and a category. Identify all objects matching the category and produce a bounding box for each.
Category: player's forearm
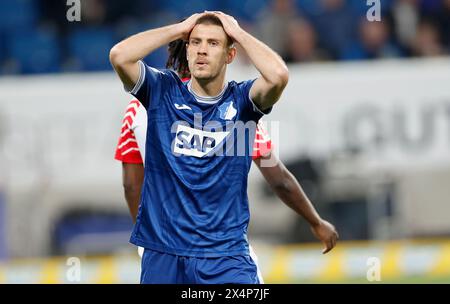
[122,163,144,223]
[124,186,141,223]
[110,24,183,66]
[234,30,289,88]
[273,169,322,227]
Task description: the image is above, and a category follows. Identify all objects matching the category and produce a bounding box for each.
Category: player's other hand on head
[210,11,242,41]
[310,219,339,254]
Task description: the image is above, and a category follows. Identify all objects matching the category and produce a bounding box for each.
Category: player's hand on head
[210,11,242,41]
[310,219,339,254]
[179,12,207,40]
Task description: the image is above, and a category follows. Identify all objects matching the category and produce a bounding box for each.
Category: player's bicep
[113,61,141,92]
[250,76,286,111]
[122,163,145,189]
[254,153,284,186]
[123,61,156,109]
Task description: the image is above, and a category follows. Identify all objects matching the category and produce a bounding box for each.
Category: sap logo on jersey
[173,124,229,157]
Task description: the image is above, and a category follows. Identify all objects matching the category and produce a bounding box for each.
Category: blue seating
[67,28,115,71]
[295,0,323,16]
[0,32,5,64]
[159,0,223,19]
[6,28,60,74]
[0,0,37,31]
[223,0,270,22]
[52,210,134,255]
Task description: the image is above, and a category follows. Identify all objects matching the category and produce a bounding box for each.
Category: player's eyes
[190,40,218,47]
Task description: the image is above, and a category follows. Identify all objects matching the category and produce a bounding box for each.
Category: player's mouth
[195,60,208,68]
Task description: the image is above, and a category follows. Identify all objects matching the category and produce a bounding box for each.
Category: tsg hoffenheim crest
[218,101,237,120]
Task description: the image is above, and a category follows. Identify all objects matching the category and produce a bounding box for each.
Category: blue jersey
[129,61,269,257]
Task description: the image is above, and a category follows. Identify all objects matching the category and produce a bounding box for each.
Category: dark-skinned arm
[254,152,339,254]
[122,163,144,223]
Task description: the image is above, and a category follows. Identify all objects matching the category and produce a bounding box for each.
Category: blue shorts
[140,248,263,284]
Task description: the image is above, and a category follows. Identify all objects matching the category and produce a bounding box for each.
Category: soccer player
[115,98,338,254]
[115,37,338,257]
[110,12,321,283]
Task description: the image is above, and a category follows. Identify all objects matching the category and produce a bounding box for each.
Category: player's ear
[226,46,236,64]
[185,42,189,61]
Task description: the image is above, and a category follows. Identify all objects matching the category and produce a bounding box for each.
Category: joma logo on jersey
[172,124,229,157]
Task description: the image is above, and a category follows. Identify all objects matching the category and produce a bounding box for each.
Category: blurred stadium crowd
[0,0,449,75]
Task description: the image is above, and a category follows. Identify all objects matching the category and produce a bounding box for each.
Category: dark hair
[166,39,190,78]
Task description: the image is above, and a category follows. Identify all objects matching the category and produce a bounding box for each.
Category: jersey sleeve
[114,99,144,164]
[252,122,273,159]
[126,61,173,110]
[238,79,273,122]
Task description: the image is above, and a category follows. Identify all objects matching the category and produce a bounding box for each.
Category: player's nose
[197,42,208,55]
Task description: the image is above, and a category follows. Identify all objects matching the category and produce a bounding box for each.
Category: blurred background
[0,0,450,283]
